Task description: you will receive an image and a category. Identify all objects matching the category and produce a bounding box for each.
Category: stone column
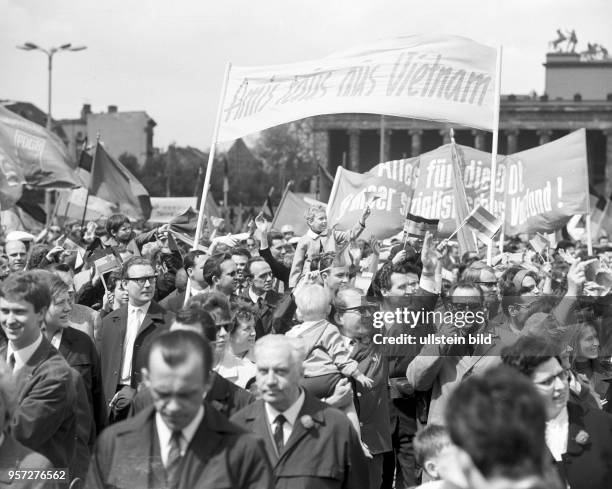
[506,129,519,154]
[472,130,486,150]
[440,129,451,145]
[348,128,360,172]
[378,129,391,162]
[409,129,423,157]
[537,129,553,146]
[605,130,612,198]
[313,130,330,172]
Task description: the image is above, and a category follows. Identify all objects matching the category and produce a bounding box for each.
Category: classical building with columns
[311,50,612,197]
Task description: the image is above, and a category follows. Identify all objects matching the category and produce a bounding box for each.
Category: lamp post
[16,42,87,225]
[16,42,87,130]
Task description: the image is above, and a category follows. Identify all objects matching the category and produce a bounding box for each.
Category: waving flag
[465,205,502,245]
[0,105,80,205]
[88,141,151,220]
[218,34,498,142]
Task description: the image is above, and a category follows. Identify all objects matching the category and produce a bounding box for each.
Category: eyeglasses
[533,369,569,388]
[447,302,482,312]
[338,304,379,316]
[125,275,157,287]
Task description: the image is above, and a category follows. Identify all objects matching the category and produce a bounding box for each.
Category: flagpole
[191,62,232,252]
[487,45,503,266]
[184,62,232,307]
[326,166,343,219]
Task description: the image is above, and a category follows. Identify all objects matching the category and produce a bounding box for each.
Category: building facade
[311,51,612,197]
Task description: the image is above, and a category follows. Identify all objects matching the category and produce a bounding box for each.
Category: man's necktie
[166,431,183,489]
[273,414,286,454]
[257,297,264,310]
[7,353,15,372]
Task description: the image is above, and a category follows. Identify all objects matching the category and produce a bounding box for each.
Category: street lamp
[16,42,87,130]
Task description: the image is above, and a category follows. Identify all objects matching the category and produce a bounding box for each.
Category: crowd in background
[1,206,612,489]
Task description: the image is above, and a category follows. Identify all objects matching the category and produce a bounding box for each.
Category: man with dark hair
[202,253,239,297]
[99,256,172,423]
[130,306,254,418]
[160,250,208,313]
[406,281,517,426]
[241,256,282,338]
[0,272,79,473]
[87,330,273,489]
[231,247,252,296]
[446,365,561,489]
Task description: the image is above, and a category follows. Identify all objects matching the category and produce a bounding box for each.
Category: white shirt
[156,405,204,467]
[546,406,569,461]
[6,334,43,372]
[119,302,150,385]
[214,350,257,389]
[264,389,306,446]
[50,329,63,350]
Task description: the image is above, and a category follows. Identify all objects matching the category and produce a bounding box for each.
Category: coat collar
[242,392,325,466]
[112,402,242,488]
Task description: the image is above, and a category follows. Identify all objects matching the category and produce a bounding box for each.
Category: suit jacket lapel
[564,402,588,458]
[278,394,324,464]
[112,407,159,489]
[136,302,164,337]
[244,401,278,465]
[178,405,228,488]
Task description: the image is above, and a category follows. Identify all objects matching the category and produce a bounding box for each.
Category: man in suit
[130,306,254,418]
[86,330,273,489]
[242,257,282,338]
[159,250,207,313]
[0,272,78,472]
[231,334,369,489]
[0,361,61,489]
[99,256,172,423]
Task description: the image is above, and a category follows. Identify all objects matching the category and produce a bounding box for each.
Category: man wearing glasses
[99,256,173,423]
[406,282,517,427]
[242,257,282,338]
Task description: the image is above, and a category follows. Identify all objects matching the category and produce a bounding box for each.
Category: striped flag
[465,205,502,245]
[529,232,550,254]
[404,213,439,239]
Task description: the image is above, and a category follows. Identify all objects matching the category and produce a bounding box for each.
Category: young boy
[286,283,373,456]
[288,204,371,288]
[414,424,461,488]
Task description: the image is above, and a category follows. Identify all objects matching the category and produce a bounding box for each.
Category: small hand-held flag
[465,205,502,245]
[403,213,439,239]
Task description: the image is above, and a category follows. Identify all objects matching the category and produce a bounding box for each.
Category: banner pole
[185,62,232,307]
[191,61,232,252]
[487,45,503,266]
[326,166,343,219]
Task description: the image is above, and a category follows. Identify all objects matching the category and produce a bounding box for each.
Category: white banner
[149,197,197,223]
[218,34,498,142]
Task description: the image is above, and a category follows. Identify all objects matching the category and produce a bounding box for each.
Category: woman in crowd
[215,302,257,389]
[502,334,612,489]
[567,321,612,411]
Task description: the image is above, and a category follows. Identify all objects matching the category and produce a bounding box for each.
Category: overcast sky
[2,0,611,150]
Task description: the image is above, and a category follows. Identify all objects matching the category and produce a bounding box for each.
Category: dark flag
[78,139,93,172]
[262,194,274,221]
[89,141,152,220]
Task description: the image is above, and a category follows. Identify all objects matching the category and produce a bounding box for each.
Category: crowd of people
[1,204,612,489]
